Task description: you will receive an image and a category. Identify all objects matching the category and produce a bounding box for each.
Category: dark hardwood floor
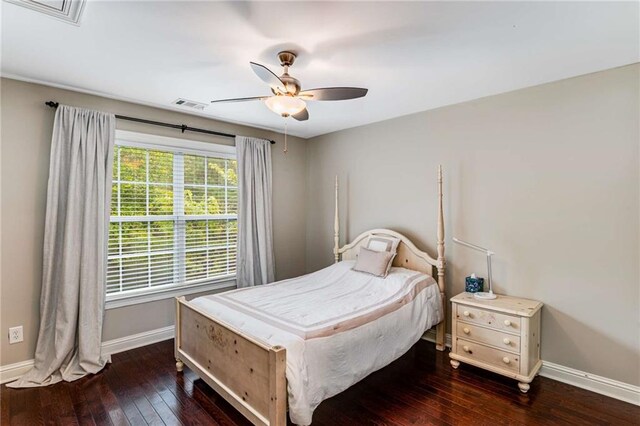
[2,339,638,425]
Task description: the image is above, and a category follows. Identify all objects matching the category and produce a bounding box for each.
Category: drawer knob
[463,327,470,334]
[463,311,471,317]
[463,345,471,353]
[503,357,510,364]
[503,338,511,345]
[504,320,512,327]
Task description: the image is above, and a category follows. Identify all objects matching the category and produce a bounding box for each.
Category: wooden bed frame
[174,166,446,426]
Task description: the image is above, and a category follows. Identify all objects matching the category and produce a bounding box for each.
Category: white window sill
[105,277,237,310]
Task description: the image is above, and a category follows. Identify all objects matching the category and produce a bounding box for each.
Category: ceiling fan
[210,51,368,121]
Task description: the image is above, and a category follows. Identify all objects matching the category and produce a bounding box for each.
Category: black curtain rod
[44,101,275,144]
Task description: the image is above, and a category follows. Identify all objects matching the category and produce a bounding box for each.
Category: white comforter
[191,261,443,425]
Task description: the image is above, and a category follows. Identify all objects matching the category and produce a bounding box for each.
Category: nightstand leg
[450,359,460,369]
[176,359,184,372]
[518,382,530,393]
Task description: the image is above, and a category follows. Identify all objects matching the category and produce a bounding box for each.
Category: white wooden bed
[174,167,447,426]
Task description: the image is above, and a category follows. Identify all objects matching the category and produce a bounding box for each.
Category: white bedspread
[191,261,443,425]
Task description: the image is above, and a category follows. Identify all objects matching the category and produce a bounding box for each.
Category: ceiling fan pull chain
[284,120,288,154]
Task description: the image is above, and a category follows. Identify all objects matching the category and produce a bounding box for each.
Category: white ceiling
[2,1,638,138]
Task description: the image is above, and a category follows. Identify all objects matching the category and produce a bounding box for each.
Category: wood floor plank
[189,377,250,426]
[1,380,11,425]
[130,344,182,426]
[9,385,26,425]
[162,368,223,425]
[2,339,639,425]
[37,385,57,426]
[143,342,224,426]
[22,387,44,425]
[143,344,222,426]
[108,350,164,426]
[67,379,97,426]
[79,378,114,426]
[415,365,544,424]
[524,375,639,425]
[103,367,147,425]
[48,381,79,425]
[97,375,130,426]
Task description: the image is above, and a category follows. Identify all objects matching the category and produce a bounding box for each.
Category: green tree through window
[108,143,237,295]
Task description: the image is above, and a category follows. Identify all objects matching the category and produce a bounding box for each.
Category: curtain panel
[235,136,275,288]
[8,105,115,387]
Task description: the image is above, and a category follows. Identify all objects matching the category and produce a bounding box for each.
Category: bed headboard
[332,167,447,350]
[339,229,438,276]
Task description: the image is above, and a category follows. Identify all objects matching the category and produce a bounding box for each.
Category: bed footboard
[175,297,286,426]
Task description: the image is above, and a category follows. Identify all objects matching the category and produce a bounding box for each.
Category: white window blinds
[108,142,237,296]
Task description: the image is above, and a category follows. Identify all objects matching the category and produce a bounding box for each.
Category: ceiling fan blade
[210,96,268,104]
[298,87,368,101]
[292,108,309,121]
[250,62,286,92]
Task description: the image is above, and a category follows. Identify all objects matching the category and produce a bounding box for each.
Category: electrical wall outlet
[9,326,23,344]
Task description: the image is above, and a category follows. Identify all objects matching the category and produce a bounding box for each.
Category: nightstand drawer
[456,322,521,353]
[456,304,520,333]
[455,338,520,373]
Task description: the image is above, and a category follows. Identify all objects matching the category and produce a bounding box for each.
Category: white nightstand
[449,292,543,393]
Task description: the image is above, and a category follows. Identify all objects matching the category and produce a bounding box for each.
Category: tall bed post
[334,175,340,263]
[435,165,446,351]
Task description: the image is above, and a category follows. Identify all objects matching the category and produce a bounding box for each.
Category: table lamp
[453,237,497,300]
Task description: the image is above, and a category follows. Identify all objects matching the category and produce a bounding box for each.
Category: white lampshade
[265,96,306,117]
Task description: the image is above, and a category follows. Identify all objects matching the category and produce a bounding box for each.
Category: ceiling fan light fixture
[211,51,368,124]
[265,95,306,117]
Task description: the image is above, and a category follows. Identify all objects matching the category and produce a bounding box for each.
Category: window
[107,132,237,300]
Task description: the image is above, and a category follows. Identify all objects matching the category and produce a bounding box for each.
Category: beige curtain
[8,105,115,388]
[235,136,275,288]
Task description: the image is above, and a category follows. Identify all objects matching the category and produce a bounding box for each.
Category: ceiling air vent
[172,98,208,111]
[4,0,87,25]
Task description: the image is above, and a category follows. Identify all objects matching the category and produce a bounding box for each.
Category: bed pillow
[367,235,400,254]
[352,246,395,278]
[366,235,400,274]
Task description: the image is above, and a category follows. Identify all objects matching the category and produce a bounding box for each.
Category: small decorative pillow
[366,235,400,274]
[352,247,395,278]
[367,235,400,254]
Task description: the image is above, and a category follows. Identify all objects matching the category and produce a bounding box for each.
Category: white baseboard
[422,329,452,348]
[0,360,36,385]
[102,325,175,356]
[0,325,175,384]
[421,331,639,406]
[540,361,640,406]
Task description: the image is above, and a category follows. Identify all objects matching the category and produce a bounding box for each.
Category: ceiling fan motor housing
[276,51,300,95]
[278,74,301,95]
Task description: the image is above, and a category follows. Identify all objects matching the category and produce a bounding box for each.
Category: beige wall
[2,64,639,388]
[0,78,307,365]
[305,64,639,386]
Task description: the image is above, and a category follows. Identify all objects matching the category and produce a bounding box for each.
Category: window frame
[105,130,237,309]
